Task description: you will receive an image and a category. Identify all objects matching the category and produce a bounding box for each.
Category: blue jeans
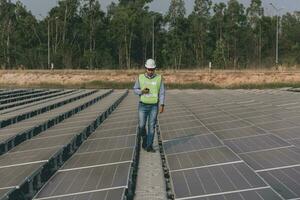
[138,102,158,148]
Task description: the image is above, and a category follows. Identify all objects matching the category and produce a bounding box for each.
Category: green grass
[2,81,300,90]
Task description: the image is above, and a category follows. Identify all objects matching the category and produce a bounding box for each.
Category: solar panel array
[1,88,300,200]
[159,89,300,200]
[0,90,112,154]
[33,93,138,200]
[0,89,139,200]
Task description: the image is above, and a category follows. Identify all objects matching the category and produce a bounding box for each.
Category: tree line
[0,0,299,70]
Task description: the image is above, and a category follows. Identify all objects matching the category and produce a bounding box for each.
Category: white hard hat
[145,59,156,69]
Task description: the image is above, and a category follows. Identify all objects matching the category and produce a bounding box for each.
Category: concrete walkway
[134,133,167,200]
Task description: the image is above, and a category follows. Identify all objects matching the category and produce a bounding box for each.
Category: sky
[11,0,300,19]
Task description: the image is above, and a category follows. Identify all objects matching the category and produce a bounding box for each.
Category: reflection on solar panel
[158,90,300,199]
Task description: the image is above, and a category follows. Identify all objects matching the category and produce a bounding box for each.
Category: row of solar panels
[0,89,114,198]
[0,89,74,113]
[0,90,73,111]
[158,90,300,200]
[0,90,111,155]
[33,93,139,200]
[0,89,99,128]
[0,90,139,200]
[0,89,33,100]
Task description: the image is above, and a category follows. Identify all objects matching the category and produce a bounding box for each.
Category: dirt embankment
[1,70,300,88]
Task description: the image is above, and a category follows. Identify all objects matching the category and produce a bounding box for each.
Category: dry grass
[1,69,300,89]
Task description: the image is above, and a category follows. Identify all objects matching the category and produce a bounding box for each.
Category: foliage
[0,0,299,69]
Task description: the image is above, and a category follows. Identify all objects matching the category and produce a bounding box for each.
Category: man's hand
[159,105,164,113]
[141,88,150,94]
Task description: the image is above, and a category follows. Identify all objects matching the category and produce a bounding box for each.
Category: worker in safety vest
[133,59,165,153]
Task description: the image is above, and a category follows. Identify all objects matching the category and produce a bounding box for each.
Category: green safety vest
[139,74,162,104]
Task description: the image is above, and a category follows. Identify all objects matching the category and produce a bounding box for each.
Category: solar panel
[288,116,300,124]
[166,146,240,171]
[1,89,300,200]
[99,120,137,129]
[0,90,131,200]
[213,126,267,140]
[183,188,282,200]
[271,126,300,140]
[35,162,130,199]
[159,90,300,199]
[106,112,137,121]
[159,115,196,125]
[0,147,60,167]
[200,115,238,125]
[76,135,136,153]
[0,90,53,110]
[0,188,11,200]
[0,162,45,189]
[32,92,138,200]
[256,120,298,131]
[0,90,112,154]
[61,148,134,170]
[205,120,251,132]
[0,89,29,99]
[160,126,211,141]
[240,147,300,171]
[244,115,282,125]
[224,134,291,154]
[34,188,125,200]
[0,90,76,115]
[88,126,137,139]
[233,111,269,119]
[37,126,86,138]
[289,138,300,147]
[162,134,222,155]
[10,134,74,152]
[160,123,206,133]
[258,166,300,199]
[0,90,53,105]
[0,90,92,128]
[171,162,267,199]
[160,120,203,130]
[195,111,227,119]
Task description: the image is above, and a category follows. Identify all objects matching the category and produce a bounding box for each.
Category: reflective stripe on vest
[139,74,162,104]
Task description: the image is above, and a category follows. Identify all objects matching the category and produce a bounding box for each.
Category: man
[133,58,165,153]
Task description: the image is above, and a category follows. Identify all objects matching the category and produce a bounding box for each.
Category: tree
[213,38,227,68]
[81,0,104,68]
[281,12,300,65]
[166,0,186,69]
[0,0,299,69]
[224,0,248,68]
[190,0,212,67]
[247,0,263,67]
[47,0,81,68]
[109,0,153,69]
[211,2,226,40]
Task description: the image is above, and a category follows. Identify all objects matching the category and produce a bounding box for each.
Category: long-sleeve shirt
[133,74,165,106]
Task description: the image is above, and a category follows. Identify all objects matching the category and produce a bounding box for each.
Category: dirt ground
[1,69,300,88]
